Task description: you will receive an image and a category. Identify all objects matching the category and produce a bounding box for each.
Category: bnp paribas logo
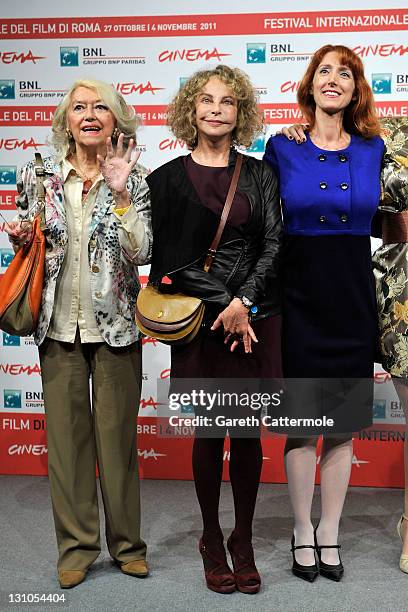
[373,398,386,419]
[60,46,79,67]
[246,43,266,64]
[0,80,15,99]
[0,248,14,269]
[247,135,266,153]
[4,389,22,409]
[0,166,17,185]
[372,73,392,94]
[2,332,20,347]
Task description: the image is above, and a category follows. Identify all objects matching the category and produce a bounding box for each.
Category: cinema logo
[82,48,146,65]
[280,81,300,94]
[138,448,166,460]
[8,444,48,456]
[140,396,159,410]
[0,50,46,64]
[353,44,408,58]
[158,47,230,62]
[0,137,46,151]
[159,138,186,151]
[113,82,164,95]
[0,363,41,376]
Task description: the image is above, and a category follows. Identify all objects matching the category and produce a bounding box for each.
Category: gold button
[92,265,99,273]
[95,291,102,299]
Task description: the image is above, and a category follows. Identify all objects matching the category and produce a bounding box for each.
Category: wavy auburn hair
[167,65,264,149]
[297,45,380,138]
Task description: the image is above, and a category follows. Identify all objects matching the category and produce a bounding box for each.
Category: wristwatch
[236,295,253,309]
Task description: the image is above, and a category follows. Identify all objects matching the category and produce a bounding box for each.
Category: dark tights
[192,435,263,544]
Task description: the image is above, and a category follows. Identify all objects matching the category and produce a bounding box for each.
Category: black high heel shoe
[290,534,318,582]
[314,527,344,582]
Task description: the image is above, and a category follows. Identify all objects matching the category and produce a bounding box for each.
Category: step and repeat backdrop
[1,1,407,486]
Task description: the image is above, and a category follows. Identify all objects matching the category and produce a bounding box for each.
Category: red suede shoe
[198,537,236,594]
[227,532,261,594]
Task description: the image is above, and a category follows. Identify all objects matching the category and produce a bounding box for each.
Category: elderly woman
[146,65,282,594]
[5,79,152,588]
[264,45,383,582]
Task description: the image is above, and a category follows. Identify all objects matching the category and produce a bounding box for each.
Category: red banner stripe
[0,10,407,40]
[1,102,407,128]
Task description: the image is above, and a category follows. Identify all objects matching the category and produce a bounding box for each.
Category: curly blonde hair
[51,78,139,161]
[167,65,264,149]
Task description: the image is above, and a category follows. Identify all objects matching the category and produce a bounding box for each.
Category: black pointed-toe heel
[314,527,344,582]
[290,534,318,582]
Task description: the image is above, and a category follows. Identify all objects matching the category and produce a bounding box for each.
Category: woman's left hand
[211,298,258,354]
[97,133,140,194]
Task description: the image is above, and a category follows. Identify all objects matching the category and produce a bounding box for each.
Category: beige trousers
[39,333,146,571]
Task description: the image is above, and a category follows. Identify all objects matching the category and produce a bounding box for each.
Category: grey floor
[0,477,407,612]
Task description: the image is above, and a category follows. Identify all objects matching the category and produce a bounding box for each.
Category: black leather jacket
[147,149,283,320]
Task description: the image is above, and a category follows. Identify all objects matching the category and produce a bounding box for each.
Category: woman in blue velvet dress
[264,45,383,582]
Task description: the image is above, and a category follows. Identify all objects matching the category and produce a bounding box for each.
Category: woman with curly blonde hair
[146,65,283,594]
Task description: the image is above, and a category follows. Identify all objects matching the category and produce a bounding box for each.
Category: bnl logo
[373,399,386,419]
[4,389,22,409]
[0,249,14,269]
[60,47,79,67]
[0,80,15,99]
[0,166,17,185]
[2,332,20,346]
[248,135,266,153]
[372,73,392,94]
[247,44,266,64]
[180,404,194,414]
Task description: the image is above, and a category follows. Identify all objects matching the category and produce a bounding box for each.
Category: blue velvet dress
[264,134,383,430]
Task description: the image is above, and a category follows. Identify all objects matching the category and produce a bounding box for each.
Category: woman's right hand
[5,221,33,250]
[211,298,258,354]
[281,124,308,143]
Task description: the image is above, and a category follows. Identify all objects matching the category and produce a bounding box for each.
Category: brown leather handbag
[0,153,46,336]
[136,153,243,345]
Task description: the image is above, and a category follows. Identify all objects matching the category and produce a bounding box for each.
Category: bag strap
[34,152,46,230]
[203,152,243,273]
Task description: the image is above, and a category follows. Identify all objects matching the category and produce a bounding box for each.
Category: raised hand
[97,132,140,195]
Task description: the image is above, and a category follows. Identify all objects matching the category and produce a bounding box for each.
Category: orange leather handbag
[0,153,46,336]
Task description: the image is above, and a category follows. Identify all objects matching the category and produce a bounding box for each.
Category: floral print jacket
[372,117,408,376]
[16,156,152,347]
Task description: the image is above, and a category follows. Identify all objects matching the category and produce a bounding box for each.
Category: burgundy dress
[170,155,282,380]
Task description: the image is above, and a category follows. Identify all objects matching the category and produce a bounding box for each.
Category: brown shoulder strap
[203,152,243,273]
[34,152,46,229]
